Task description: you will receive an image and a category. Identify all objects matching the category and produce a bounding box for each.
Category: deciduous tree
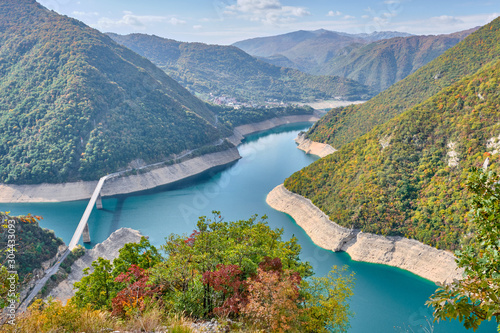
[427,168,500,331]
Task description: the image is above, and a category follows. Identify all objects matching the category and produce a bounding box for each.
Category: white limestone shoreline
[266,184,463,284]
[295,132,336,158]
[0,148,242,203]
[227,114,320,146]
[0,114,319,203]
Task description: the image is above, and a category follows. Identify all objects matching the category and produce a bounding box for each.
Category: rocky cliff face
[47,228,143,304]
[266,184,463,284]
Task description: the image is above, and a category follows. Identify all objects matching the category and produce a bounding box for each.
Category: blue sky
[37,0,499,44]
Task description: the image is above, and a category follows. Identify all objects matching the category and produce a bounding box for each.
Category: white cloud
[96,12,186,30]
[344,15,355,20]
[429,15,464,25]
[230,0,281,12]
[72,11,99,17]
[169,17,187,25]
[193,25,203,30]
[327,10,342,17]
[225,0,310,25]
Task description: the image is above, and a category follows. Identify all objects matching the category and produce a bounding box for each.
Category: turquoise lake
[3,123,496,332]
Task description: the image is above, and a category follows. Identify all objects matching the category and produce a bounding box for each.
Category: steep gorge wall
[48,228,143,304]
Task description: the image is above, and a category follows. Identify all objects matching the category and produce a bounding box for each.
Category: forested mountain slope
[232,29,411,72]
[318,28,476,93]
[285,58,500,250]
[306,17,500,149]
[107,33,372,103]
[0,0,226,184]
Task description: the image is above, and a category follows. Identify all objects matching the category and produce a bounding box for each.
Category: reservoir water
[4,123,496,332]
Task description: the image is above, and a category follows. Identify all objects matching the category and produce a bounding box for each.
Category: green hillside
[0,0,227,184]
[285,58,500,250]
[1,212,63,285]
[107,33,372,103]
[232,29,411,72]
[307,17,500,149]
[318,28,476,93]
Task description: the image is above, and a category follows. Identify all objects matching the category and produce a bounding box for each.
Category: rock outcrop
[295,132,336,158]
[266,184,463,284]
[48,228,143,304]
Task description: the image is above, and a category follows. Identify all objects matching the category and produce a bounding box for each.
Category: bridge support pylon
[83,223,91,243]
[96,193,103,210]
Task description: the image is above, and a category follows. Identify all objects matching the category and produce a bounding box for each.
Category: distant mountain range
[315,28,478,92]
[234,28,476,93]
[107,33,373,103]
[233,29,412,59]
[285,17,500,250]
[306,22,498,149]
[232,30,413,72]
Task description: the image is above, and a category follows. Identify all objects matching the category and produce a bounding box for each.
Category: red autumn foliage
[202,264,247,316]
[19,213,43,223]
[242,266,302,331]
[184,230,201,246]
[111,265,160,317]
[258,256,283,273]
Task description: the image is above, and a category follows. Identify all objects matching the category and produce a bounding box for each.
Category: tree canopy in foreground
[427,168,500,331]
[68,213,354,332]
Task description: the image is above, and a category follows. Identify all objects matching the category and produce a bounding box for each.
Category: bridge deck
[68,174,115,250]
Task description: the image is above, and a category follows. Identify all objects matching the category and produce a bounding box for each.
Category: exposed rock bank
[295,132,336,158]
[48,228,143,304]
[266,184,463,284]
[0,114,319,203]
[227,114,320,146]
[0,148,241,203]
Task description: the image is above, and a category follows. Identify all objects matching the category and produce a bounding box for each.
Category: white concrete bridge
[67,173,118,250]
[19,173,119,311]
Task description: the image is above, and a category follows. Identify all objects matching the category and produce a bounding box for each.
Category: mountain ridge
[285,22,500,250]
[108,32,372,102]
[232,29,412,73]
[315,27,478,92]
[306,17,500,149]
[0,0,225,184]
